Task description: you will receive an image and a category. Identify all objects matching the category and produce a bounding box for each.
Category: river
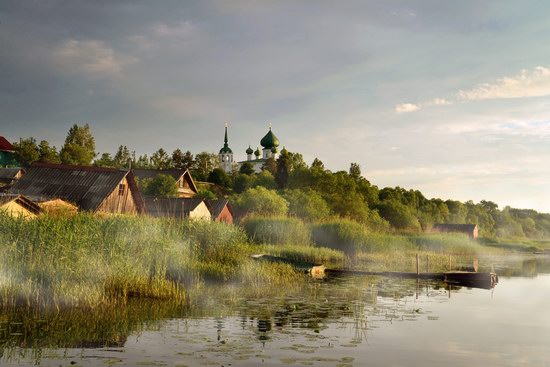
[1,255,549,366]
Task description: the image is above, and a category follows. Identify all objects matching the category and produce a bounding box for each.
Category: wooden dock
[252,254,498,289]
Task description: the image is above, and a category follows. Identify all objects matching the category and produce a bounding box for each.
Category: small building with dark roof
[207,198,234,224]
[143,197,211,221]
[0,136,18,167]
[0,193,41,219]
[8,163,145,215]
[132,168,198,198]
[0,167,24,187]
[432,223,479,239]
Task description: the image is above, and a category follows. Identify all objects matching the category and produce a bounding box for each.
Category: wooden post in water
[416,253,419,276]
[448,255,452,271]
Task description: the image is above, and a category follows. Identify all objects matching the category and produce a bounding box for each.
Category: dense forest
[10,124,550,239]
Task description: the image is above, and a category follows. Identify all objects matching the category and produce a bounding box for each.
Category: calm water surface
[2,256,549,367]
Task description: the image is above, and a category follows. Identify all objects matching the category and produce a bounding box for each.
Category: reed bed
[241,216,311,246]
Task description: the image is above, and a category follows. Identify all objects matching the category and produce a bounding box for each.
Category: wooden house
[144,197,211,221]
[8,163,145,215]
[132,169,198,198]
[0,167,24,187]
[432,223,479,239]
[0,136,18,167]
[207,198,234,224]
[0,193,41,219]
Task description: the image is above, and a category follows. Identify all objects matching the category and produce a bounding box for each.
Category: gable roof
[143,197,209,219]
[8,163,144,212]
[0,136,14,151]
[0,193,41,215]
[0,167,23,181]
[132,168,198,193]
[206,198,233,219]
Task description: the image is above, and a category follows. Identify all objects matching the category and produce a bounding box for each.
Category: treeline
[11,124,550,239]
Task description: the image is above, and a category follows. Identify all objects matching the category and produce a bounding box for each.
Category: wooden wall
[96,177,138,215]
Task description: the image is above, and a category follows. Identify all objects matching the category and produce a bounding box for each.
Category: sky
[1,1,550,212]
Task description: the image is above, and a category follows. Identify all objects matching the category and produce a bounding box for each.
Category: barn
[432,223,479,239]
[8,163,145,215]
[207,198,234,224]
[0,193,41,219]
[133,169,198,198]
[143,197,211,221]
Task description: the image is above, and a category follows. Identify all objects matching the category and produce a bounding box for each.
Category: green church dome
[219,124,233,154]
[246,145,254,154]
[260,127,280,149]
[219,146,233,154]
[254,147,261,157]
[271,146,278,154]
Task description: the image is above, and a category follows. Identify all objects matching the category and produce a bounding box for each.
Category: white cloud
[53,39,136,77]
[457,66,550,100]
[396,66,550,114]
[395,102,420,113]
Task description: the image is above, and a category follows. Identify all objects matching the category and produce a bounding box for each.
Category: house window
[118,184,125,196]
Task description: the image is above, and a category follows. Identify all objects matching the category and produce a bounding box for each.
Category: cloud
[457,66,550,100]
[53,39,136,77]
[396,66,550,113]
[395,103,420,113]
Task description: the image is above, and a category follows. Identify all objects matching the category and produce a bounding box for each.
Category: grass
[0,213,304,310]
[241,216,311,246]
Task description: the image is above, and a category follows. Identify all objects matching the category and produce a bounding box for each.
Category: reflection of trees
[493,257,550,277]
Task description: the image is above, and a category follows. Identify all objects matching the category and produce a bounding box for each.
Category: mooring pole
[416,253,419,276]
[449,255,452,271]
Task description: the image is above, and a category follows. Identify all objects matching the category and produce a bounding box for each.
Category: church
[218,124,282,173]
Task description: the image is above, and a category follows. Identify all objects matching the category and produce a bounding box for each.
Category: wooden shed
[0,167,24,187]
[432,223,479,239]
[0,193,41,219]
[144,197,211,221]
[8,163,145,215]
[30,197,79,217]
[207,198,234,224]
[133,169,198,198]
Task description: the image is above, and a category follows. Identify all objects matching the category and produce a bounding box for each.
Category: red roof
[0,136,14,151]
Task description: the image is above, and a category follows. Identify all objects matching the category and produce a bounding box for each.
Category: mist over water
[1,255,549,367]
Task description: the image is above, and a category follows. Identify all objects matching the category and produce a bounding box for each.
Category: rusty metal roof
[8,163,132,212]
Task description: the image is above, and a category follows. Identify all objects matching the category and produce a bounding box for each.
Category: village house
[0,167,24,188]
[207,198,234,224]
[8,163,145,215]
[143,197,211,220]
[432,223,479,239]
[0,193,41,219]
[0,136,18,167]
[132,168,198,198]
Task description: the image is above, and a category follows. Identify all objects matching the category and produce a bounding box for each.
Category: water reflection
[1,255,549,366]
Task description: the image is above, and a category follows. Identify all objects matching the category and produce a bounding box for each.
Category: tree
[113,145,131,168]
[144,174,178,197]
[59,124,96,165]
[239,161,255,175]
[207,168,231,188]
[231,187,288,217]
[13,137,40,167]
[171,149,187,170]
[193,152,219,181]
[37,140,60,164]
[196,189,217,200]
[134,154,150,169]
[233,174,252,193]
[262,157,277,175]
[377,199,421,231]
[275,149,291,189]
[349,162,361,179]
[283,189,331,221]
[94,153,115,167]
[150,148,171,170]
[311,158,325,170]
